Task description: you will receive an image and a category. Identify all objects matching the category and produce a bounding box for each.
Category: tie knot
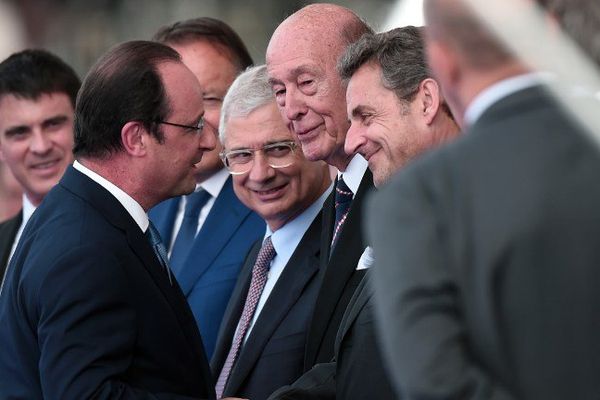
[256,236,276,271]
[146,221,164,247]
[335,176,353,205]
[184,189,211,219]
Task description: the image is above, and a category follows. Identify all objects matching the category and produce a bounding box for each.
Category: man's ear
[121,121,148,157]
[419,78,441,125]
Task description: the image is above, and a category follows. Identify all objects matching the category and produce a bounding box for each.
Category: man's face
[171,40,238,182]
[344,63,423,187]
[0,93,74,205]
[224,102,330,231]
[266,27,350,168]
[147,61,216,200]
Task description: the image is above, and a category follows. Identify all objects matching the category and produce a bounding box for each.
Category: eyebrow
[351,105,375,118]
[228,138,294,151]
[268,65,321,86]
[4,114,70,136]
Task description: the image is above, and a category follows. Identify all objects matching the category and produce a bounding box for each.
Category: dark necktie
[215,236,276,398]
[169,189,211,275]
[331,176,354,248]
[146,220,173,285]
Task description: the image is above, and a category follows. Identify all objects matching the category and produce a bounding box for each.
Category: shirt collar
[21,193,36,227]
[265,182,333,260]
[198,167,229,198]
[464,72,549,127]
[337,154,368,195]
[73,160,149,232]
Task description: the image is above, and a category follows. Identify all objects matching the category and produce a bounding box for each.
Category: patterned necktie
[169,189,211,275]
[215,236,276,398]
[146,220,173,285]
[331,176,354,248]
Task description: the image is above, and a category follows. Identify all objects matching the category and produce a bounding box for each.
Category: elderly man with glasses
[211,65,332,400]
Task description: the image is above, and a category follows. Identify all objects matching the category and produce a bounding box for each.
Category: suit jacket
[268,270,396,400]
[367,85,600,399]
[303,170,373,369]
[149,176,264,359]
[0,166,214,399]
[0,210,21,280]
[211,213,323,400]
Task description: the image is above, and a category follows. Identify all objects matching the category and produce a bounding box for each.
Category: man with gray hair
[269,26,460,400]
[211,65,332,400]
[367,0,600,399]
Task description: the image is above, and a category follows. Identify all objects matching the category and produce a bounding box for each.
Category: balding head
[266,3,372,170]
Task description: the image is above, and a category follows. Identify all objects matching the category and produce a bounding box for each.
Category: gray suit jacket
[367,85,600,399]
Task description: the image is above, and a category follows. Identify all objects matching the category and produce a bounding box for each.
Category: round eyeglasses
[220,140,298,175]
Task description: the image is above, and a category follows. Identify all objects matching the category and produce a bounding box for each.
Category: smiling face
[171,40,238,182]
[344,63,424,187]
[0,92,74,205]
[146,61,216,200]
[224,102,330,231]
[266,24,351,170]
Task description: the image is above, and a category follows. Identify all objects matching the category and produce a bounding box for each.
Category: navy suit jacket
[303,170,373,369]
[149,175,264,359]
[211,212,323,400]
[0,210,21,280]
[0,166,214,399]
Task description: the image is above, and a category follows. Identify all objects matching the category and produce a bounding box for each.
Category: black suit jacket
[268,270,396,400]
[211,213,323,400]
[0,166,214,399]
[304,169,373,369]
[0,210,21,280]
[368,85,600,399]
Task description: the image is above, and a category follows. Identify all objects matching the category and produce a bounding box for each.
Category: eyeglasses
[156,116,205,133]
[220,140,298,175]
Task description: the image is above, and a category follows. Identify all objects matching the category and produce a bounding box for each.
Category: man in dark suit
[150,18,264,359]
[266,3,376,370]
[269,26,460,400]
[211,65,332,400]
[0,41,218,399]
[367,1,600,399]
[0,49,79,282]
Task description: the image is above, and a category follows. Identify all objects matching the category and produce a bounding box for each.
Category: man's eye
[229,152,252,164]
[265,145,291,157]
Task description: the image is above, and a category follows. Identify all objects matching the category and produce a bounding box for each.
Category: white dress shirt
[242,183,334,342]
[167,168,229,253]
[73,161,148,232]
[337,154,368,196]
[7,194,36,264]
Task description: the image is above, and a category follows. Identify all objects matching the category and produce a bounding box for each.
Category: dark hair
[73,40,180,159]
[339,26,428,104]
[0,49,80,107]
[153,17,253,72]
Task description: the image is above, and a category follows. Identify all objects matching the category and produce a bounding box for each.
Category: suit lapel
[305,169,373,367]
[177,178,254,295]
[211,241,260,369]
[0,211,23,277]
[334,271,372,355]
[60,166,210,368]
[225,214,322,394]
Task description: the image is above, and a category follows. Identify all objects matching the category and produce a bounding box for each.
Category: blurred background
[0,0,424,76]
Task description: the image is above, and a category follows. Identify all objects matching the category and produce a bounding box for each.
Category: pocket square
[356,246,374,270]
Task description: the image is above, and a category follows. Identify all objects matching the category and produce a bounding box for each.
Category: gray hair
[219,64,274,143]
[338,26,429,105]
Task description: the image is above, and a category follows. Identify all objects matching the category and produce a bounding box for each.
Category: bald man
[266,3,375,371]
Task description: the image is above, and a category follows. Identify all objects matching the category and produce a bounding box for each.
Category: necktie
[215,236,276,398]
[146,220,173,285]
[331,176,354,248]
[169,189,211,275]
